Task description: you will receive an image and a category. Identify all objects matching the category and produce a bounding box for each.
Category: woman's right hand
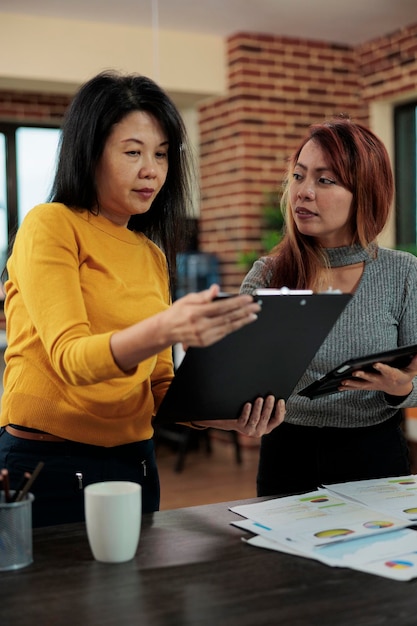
[110,284,260,372]
[168,284,260,349]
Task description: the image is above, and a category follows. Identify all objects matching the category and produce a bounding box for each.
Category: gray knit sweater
[240,245,417,428]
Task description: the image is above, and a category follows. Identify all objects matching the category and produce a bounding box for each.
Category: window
[394,102,417,250]
[0,133,7,277]
[16,127,61,224]
[0,123,60,293]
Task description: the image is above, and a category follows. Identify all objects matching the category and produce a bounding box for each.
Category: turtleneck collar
[324,243,376,268]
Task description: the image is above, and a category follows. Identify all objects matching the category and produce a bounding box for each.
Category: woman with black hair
[0,71,284,526]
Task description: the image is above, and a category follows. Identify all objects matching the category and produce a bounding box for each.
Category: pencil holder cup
[0,492,34,571]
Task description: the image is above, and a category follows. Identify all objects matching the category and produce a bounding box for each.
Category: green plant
[237,190,285,271]
[396,243,417,257]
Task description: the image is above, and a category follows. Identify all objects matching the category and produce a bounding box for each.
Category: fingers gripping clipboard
[154,290,351,424]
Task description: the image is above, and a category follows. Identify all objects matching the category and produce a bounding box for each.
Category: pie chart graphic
[301,495,329,503]
[363,521,394,529]
[314,528,353,539]
[385,560,414,569]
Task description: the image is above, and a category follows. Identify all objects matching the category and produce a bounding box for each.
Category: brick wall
[0,90,70,122]
[199,25,417,290]
[357,23,417,103]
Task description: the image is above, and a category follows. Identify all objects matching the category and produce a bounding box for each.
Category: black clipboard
[154,290,351,424]
[298,343,417,400]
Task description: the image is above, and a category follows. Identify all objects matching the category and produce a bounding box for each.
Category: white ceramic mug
[84,481,142,563]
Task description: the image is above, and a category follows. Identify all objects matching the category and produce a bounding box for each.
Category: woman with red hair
[241,116,417,497]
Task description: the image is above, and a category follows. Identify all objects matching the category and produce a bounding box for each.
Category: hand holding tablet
[299,343,417,399]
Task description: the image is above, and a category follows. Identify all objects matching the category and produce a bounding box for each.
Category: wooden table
[2,498,417,626]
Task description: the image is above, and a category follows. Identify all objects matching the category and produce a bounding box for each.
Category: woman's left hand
[339,354,417,397]
[192,396,285,438]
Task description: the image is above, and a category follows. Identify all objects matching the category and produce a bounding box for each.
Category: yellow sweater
[0,203,174,446]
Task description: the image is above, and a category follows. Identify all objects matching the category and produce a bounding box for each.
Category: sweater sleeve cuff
[384,392,411,406]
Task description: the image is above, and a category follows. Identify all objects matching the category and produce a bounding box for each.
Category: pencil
[15,461,45,503]
[10,471,32,503]
[1,469,11,503]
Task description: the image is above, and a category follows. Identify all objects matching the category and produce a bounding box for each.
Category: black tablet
[298,343,417,400]
[154,290,351,424]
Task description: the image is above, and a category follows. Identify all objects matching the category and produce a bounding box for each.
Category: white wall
[0,12,226,106]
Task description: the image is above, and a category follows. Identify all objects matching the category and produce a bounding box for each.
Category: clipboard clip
[253,288,313,296]
[253,287,343,297]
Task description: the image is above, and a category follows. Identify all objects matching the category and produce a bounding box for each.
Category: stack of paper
[230,475,417,580]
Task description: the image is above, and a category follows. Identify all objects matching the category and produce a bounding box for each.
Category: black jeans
[257,412,411,497]
[0,429,160,527]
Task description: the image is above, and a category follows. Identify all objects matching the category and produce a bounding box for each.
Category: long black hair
[49,70,195,286]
